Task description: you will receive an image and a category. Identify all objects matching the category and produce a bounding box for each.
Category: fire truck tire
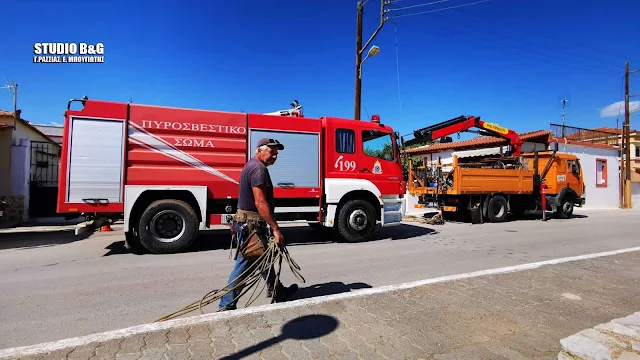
[124,231,146,255]
[138,199,199,254]
[336,199,377,243]
[486,195,508,223]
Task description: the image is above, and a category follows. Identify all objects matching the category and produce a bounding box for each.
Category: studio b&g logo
[33,43,105,63]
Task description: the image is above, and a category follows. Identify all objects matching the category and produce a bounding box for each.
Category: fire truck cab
[56,98,406,253]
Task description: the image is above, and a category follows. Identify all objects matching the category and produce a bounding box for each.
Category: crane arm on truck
[404,115,524,157]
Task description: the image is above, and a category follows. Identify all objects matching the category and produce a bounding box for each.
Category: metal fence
[550,123,620,146]
[29,141,61,218]
[30,141,61,187]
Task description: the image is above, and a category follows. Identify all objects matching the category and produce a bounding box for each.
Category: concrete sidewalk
[1,248,639,360]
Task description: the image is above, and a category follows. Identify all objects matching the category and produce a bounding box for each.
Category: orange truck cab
[522,151,585,217]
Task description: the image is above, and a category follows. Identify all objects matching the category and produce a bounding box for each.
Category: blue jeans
[218,223,277,310]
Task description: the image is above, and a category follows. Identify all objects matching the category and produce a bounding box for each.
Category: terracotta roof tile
[405,130,552,155]
[0,110,60,145]
[563,127,623,141]
[593,127,623,133]
[562,127,637,141]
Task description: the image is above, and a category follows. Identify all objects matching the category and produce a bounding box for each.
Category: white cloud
[600,100,640,118]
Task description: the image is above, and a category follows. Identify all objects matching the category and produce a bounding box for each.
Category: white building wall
[632,182,640,209]
[0,119,52,146]
[556,143,620,209]
[11,139,31,220]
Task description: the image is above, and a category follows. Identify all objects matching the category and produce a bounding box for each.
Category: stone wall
[0,195,26,226]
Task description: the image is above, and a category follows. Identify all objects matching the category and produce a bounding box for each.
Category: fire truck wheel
[124,231,146,255]
[486,195,508,223]
[336,199,376,243]
[138,199,199,254]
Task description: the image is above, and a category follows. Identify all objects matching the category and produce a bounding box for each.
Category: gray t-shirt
[238,158,275,214]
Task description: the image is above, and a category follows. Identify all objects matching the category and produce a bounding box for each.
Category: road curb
[559,312,640,359]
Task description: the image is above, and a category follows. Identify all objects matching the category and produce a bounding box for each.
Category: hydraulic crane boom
[405,115,524,156]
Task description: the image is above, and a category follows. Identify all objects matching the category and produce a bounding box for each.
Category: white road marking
[562,293,582,301]
[2,245,640,359]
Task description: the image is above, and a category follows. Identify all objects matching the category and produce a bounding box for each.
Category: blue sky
[2,0,639,140]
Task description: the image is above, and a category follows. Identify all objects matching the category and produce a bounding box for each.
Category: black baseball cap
[257,137,284,150]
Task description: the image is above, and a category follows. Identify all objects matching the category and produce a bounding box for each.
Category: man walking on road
[218,138,298,311]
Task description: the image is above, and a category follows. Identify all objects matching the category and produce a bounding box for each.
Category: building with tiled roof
[404,130,552,156]
[1,110,61,224]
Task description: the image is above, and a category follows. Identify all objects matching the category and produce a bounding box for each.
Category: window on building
[336,129,355,154]
[635,145,639,159]
[596,158,607,187]
[362,130,394,161]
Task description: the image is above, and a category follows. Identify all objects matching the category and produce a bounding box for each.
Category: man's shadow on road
[287,281,372,301]
[219,314,339,360]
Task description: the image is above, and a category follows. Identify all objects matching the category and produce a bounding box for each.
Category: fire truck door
[357,125,403,196]
[246,114,322,201]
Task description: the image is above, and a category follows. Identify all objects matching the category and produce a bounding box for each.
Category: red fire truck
[56,98,406,254]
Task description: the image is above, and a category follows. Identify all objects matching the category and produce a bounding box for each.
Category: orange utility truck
[403,115,585,222]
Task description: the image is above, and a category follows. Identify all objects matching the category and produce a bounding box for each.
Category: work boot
[267,283,298,302]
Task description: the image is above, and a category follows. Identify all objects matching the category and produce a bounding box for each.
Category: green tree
[364,136,435,180]
[400,141,434,180]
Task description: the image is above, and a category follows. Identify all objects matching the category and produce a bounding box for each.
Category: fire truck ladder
[263,100,303,117]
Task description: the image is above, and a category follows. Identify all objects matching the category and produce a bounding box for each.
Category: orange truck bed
[448,167,534,195]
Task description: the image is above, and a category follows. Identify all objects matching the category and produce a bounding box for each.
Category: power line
[420,22,624,77]
[390,0,490,19]
[617,73,625,129]
[441,9,625,73]
[452,6,630,65]
[392,0,451,12]
[393,10,623,75]
[393,19,404,127]
[388,2,625,75]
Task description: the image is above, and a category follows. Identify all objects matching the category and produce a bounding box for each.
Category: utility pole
[623,61,637,208]
[354,0,389,120]
[2,81,18,129]
[354,2,364,121]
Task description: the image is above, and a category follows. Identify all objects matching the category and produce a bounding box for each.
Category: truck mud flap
[545,195,558,212]
[382,198,403,226]
[470,207,482,224]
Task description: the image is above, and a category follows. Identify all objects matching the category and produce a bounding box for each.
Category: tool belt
[231,210,268,260]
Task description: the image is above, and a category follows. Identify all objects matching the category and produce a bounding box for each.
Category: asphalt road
[0,208,638,349]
